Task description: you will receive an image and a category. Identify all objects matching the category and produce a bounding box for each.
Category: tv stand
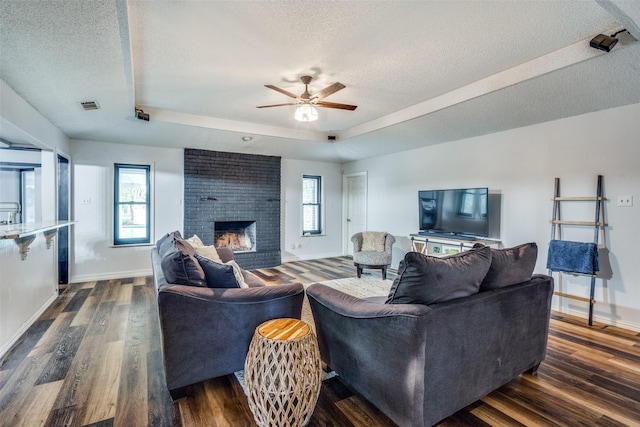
[418,231,477,241]
[410,234,501,257]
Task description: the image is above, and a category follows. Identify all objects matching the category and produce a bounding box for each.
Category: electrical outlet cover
[617,195,633,207]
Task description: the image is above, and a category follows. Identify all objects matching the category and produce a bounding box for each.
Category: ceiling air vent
[80,101,100,111]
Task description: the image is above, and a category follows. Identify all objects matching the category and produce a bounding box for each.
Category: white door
[344,172,367,255]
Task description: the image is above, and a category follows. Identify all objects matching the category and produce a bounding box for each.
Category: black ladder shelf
[548,175,604,326]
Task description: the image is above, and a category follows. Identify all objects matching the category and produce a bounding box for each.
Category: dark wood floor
[1,256,639,426]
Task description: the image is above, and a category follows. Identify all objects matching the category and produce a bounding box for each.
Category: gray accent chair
[307,274,554,426]
[351,231,396,280]
[151,245,304,401]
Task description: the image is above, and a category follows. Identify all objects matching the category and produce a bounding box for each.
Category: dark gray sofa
[307,261,553,426]
[151,245,304,400]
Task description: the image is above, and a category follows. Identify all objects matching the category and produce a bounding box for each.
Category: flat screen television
[418,188,489,239]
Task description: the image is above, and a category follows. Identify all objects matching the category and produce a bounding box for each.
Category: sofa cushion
[195,254,250,289]
[156,231,172,253]
[157,230,182,259]
[477,242,538,291]
[353,251,392,266]
[196,254,240,288]
[386,246,492,305]
[186,234,223,263]
[160,235,206,287]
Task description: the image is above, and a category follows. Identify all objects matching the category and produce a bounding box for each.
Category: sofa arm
[306,283,431,426]
[157,282,304,392]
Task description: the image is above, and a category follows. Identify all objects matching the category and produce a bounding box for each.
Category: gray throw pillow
[160,235,206,287]
[157,230,182,258]
[478,242,538,291]
[195,254,240,288]
[386,246,492,305]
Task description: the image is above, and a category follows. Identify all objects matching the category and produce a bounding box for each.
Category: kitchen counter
[0,220,75,239]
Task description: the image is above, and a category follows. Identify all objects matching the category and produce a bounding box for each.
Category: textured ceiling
[1,0,639,162]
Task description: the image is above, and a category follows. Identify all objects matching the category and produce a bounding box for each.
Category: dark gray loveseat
[151,239,304,400]
[307,244,554,426]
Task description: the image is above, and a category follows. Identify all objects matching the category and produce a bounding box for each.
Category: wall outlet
[617,195,633,207]
[81,197,91,205]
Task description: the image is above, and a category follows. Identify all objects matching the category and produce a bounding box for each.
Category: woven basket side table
[245,318,322,427]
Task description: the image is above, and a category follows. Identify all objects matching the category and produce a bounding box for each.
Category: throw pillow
[477,242,538,291]
[157,230,182,258]
[196,254,240,288]
[160,236,206,287]
[156,232,171,251]
[227,260,249,289]
[386,245,492,305]
[187,234,223,263]
[361,231,387,251]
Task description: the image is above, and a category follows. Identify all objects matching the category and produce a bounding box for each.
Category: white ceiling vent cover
[80,101,100,111]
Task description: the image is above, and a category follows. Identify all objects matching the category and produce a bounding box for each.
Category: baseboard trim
[552,303,640,332]
[0,292,58,359]
[281,252,344,263]
[71,269,152,284]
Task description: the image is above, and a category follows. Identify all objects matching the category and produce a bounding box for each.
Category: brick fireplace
[183,149,281,269]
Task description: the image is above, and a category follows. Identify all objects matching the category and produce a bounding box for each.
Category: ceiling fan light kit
[258,75,357,122]
[294,105,318,122]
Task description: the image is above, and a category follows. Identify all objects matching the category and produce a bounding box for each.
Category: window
[114,164,151,245]
[302,175,322,235]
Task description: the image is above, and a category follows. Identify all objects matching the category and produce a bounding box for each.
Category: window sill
[110,243,154,248]
[302,234,326,237]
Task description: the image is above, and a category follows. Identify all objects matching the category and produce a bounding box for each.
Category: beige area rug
[235,277,393,394]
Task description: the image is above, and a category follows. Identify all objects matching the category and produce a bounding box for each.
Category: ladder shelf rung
[553,292,596,304]
[552,196,604,201]
[550,220,603,226]
[553,270,597,278]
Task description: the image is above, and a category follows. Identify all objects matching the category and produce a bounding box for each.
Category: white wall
[0,235,58,356]
[0,80,69,357]
[69,147,343,279]
[281,159,343,261]
[70,140,183,282]
[343,102,640,331]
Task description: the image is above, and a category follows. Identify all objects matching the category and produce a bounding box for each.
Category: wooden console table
[410,234,501,257]
[245,318,322,427]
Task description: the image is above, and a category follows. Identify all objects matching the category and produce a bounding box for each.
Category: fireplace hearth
[214,221,256,252]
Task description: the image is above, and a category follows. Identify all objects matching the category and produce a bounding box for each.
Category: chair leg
[356,265,362,278]
[382,265,387,280]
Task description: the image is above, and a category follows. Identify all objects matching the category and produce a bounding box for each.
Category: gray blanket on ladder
[546,240,599,275]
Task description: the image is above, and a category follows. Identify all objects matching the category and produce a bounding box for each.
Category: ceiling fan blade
[256,103,298,108]
[264,85,299,99]
[315,101,358,111]
[311,82,346,100]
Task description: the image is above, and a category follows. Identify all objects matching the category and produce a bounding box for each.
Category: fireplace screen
[214,221,256,252]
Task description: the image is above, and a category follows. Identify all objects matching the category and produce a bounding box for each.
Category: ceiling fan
[257,75,357,121]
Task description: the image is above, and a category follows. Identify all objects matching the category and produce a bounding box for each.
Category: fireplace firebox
[214,221,256,252]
